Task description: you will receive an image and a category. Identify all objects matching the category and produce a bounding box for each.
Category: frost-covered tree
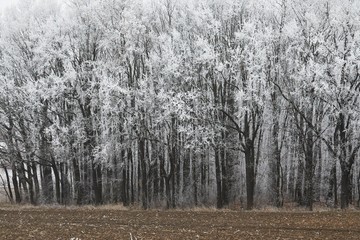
[0,0,359,210]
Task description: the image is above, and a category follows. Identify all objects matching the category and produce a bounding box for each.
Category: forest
[0,0,359,211]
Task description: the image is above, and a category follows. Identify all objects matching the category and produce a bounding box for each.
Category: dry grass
[172,206,228,212]
[0,202,130,211]
[0,200,358,213]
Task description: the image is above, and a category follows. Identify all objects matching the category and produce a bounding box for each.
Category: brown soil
[0,206,359,239]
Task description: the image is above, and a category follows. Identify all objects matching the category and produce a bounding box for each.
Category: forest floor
[0,204,360,239]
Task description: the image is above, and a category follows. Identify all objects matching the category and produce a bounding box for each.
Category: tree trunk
[51,158,61,204]
[243,134,256,210]
[295,158,304,205]
[304,139,314,210]
[327,163,337,207]
[315,141,322,201]
[128,148,135,204]
[60,162,70,205]
[215,148,223,208]
[11,162,21,203]
[3,165,13,203]
[221,146,229,207]
[244,144,255,210]
[18,164,29,203]
[92,162,103,205]
[72,156,83,205]
[121,167,128,205]
[357,169,360,207]
[139,138,148,209]
[270,112,283,207]
[26,163,35,205]
[31,162,40,204]
[193,153,198,206]
[303,117,315,211]
[40,100,54,204]
[340,163,351,209]
[111,155,119,203]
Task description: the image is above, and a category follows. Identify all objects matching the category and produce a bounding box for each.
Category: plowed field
[0,206,359,239]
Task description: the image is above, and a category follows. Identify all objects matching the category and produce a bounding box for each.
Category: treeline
[0,0,360,210]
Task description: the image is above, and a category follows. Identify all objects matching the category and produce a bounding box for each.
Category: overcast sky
[0,0,19,13]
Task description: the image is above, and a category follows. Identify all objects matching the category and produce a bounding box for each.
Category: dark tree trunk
[357,170,360,207]
[270,112,283,207]
[220,147,229,207]
[121,168,128,205]
[182,149,191,205]
[327,163,337,207]
[128,148,135,204]
[11,162,21,203]
[3,165,13,203]
[337,112,356,209]
[340,163,351,209]
[41,163,53,203]
[170,156,176,209]
[288,155,295,200]
[315,141,322,201]
[18,164,29,202]
[193,153,198,206]
[200,155,206,204]
[31,162,40,203]
[153,144,160,205]
[103,168,111,203]
[295,159,304,205]
[73,156,83,205]
[243,111,257,210]
[304,136,314,211]
[92,162,103,205]
[120,148,128,205]
[26,163,35,205]
[165,175,171,209]
[112,156,119,203]
[60,162,70,205]
[215,148,223,208]
[40,100,54,204]
[126,158,131,205]
[244,141,255,210]
[302,109,315,211]
[139,138,148,209]
[51,158,61,204]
